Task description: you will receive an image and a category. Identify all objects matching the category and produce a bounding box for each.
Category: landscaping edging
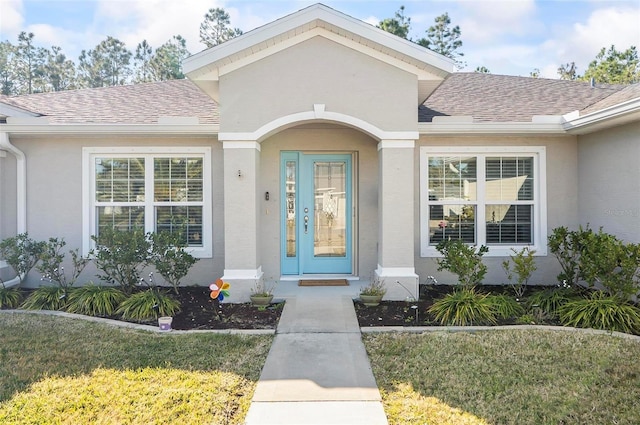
[0,310,275,335]
[3,310,639,341]
[361,324,640,342]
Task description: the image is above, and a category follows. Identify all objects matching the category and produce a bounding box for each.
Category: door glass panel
[313,161,346,257]
[285,161,296,257]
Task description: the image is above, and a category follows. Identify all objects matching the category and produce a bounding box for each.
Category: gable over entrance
[184,3,454,135]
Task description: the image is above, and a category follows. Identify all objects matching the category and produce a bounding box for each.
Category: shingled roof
[1,73,636,126]
[419,73,627,122]
[580,83,640,115]
[1,79,218,124]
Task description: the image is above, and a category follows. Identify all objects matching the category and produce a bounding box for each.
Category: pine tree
[416,13,464,68]
[199,8,243,48]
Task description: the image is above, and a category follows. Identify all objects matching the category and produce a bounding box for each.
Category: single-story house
[1,4,639,301]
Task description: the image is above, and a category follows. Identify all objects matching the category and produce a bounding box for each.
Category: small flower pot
[359,294,383,307]
[158,316,173,331]
[250,294,274,306]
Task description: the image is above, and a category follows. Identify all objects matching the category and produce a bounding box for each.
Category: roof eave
[418,116,568,136]
[1,123,220,136]
[563,98,640,135]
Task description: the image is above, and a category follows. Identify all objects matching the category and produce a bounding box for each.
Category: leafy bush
[0,287,22,308]
[559,291,640,334]
[487,293,524,319]
[149,231,197,295]
[0,233,46,283]
[116,289,180,322]
[66,283,126,317]
[502,247,537,299]
[547,226,584,287]
[37,238,91,290]
[527,286,580,318]
[548,226,640,299]
[436,240,489,287]
[428,287,497,326]
[579,230,640,299]
[92,228,150,294]
[21,286,68,310]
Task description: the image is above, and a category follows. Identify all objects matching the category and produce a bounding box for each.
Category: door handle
[304,215,309,233]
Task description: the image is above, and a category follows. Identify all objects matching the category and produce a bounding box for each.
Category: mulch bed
[170,286,283,330]
[5,284,564,330]
[355,284,562,328]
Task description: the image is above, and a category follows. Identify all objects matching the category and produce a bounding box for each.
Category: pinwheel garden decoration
[209,279,230,302]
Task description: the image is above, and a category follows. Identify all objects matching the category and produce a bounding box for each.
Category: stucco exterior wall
[219,36,418,133]
[415,135,579,286]
[258,125,379,281]
[0,151,17,240]
[10,135,223,287]
[578,121,640,243]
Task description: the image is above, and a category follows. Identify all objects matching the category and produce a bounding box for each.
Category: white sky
[1,0,639,78]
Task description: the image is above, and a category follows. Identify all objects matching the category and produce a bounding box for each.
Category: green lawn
[364,330,640,425]
[0,313,272,424]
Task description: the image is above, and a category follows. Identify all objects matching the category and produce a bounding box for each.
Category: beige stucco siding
[578,121,640,243]
[415,135,579,286]
[0,152,17,240]
[219,36,418,133]
[9,135,224,287]
[258,125,379,280]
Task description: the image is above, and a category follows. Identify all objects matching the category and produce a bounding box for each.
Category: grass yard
[364,330,640,425]
[0,313,272,424]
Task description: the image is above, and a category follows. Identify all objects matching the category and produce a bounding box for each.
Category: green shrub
[548,225,640,299]
[66,284,126,317]
[527,287,580,318]
[559,291,640,334]
[0,233,46,284]
[428,287,497,326]
[116,289,180,322]
[579,230,640,299]
[502,247,537,299]
[487,293,524,319]
[436,240,489,287]
[149,231,197,295]
[92,228,150,294]
[0,287,22,308]
[37,238,90,290]
[21,286,69,310]
[547,226,584,287]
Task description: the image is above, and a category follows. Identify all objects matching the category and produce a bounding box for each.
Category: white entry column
[376,139,419,300]
[221,141,263,302]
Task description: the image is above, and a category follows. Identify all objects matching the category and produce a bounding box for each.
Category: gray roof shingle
[2,73,636,125]
[580,83,640,115]
[1,79,218,124]
[420,73,627,122]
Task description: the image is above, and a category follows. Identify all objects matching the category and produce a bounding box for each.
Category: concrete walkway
[244,287,388,425]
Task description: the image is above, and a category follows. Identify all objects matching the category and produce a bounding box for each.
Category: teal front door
[281,152,353,275]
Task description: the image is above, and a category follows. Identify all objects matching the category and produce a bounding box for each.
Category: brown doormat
[298,279,349,287]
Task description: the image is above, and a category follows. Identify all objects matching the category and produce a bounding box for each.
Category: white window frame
[82,146,212,258]
[420,146,547,257]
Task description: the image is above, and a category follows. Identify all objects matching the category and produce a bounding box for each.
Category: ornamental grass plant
[559,291,640,334]
[66,283,126,317]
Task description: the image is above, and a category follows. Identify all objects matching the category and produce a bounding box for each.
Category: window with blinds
[85,147,212,258]
[420,147,546,257]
